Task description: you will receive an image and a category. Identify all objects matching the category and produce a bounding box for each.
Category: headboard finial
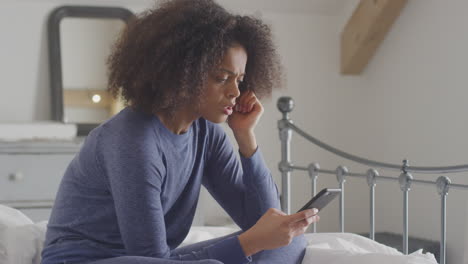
[402,159,409,173]
[366,168,379,187]
[277,97,294,119]
[436,176,451,196]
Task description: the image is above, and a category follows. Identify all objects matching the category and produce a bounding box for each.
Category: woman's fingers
[290,214,319,229]
[290,215,320,236]
[245,207,320,252]
[246,96,257,112]
[285,209,320,237]
[236,90,256,113]
[286,209,317,223]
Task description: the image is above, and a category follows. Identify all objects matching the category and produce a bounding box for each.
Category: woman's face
[197,44,247,123]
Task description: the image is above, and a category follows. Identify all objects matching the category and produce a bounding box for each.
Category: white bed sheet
[182,227,438,264]
[303,232,437,264]
[0,205,437,264]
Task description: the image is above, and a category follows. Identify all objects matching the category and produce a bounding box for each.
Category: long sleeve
[203,124,281,231]
[96,129,172,258]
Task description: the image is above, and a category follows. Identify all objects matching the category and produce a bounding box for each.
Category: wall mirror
[48,6,135,136]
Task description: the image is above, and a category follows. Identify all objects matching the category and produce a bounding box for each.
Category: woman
[41,0,319,263]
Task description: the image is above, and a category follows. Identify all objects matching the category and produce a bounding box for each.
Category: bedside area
[0,122,82,222]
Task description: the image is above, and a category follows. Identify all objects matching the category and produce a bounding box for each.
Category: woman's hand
[238,208,320,257]
[227,91,263,157]
[227,90,263,135]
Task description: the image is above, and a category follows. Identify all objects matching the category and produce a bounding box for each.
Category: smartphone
[297,188,341,213]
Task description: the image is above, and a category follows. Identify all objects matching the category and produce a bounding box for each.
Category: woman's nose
[227,81,241,98]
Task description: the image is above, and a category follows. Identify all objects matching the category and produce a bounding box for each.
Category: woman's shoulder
[107,107,155,132]
[86,107,158,150]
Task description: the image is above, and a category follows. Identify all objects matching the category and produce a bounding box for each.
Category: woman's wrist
[238,230,262,257]
[233,130,257,158]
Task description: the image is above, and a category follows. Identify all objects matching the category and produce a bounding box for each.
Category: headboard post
[277,97,294,214]
[399,159,413,255]
[367,168,379,240]
[436,176,451,264]
[336,166,348,232]
[308,163,320,232]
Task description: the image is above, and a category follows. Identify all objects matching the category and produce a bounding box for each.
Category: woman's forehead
[216,46,247,73]
[215,68,245,76]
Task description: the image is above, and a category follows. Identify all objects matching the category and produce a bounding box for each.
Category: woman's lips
[223,106,233,115]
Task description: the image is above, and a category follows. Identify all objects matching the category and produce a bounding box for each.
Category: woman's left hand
[227,90,264,134]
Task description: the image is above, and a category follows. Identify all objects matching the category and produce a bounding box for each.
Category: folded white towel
[0,122,77,142]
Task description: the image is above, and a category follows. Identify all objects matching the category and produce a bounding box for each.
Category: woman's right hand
[238,208,320,256]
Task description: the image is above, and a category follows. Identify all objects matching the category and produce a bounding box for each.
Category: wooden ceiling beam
[341,0,407,75]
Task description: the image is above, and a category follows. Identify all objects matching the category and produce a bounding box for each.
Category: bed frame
[277,96,468,264]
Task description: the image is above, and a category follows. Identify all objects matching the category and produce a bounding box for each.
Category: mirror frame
[48,5,135,136]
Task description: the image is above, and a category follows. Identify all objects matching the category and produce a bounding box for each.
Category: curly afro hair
[107,0,283,116]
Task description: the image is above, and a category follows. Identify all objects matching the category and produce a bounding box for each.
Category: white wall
[0,1,147,122]
[2,0,468,263]
[330,1,468,264]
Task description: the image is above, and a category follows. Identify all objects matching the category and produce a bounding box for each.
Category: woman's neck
[156,107,198,135]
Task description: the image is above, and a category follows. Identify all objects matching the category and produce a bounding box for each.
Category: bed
[0,204,436,264]
[2,96,466,264]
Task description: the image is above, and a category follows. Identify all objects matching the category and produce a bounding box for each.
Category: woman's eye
[216,77,228,83]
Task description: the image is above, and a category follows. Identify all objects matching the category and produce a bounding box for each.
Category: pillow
[302,233,438,264]
[0,205,47,264]
[0,205,33,227]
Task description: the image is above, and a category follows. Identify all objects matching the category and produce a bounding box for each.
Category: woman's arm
[203,124,319,257]
[203,127,280,229]
[96,129,171,258]
[206,92,319,256]
[228,90,262,158]
[204,91,283,227]
[233,130,257,158]
[238,208,319,256]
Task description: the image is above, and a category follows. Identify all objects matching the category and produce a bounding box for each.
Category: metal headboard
[277,96,468,264]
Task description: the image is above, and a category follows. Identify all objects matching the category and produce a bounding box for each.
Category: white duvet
[0,205,437,264]
[304,233,437,264]
[181,227,438,264]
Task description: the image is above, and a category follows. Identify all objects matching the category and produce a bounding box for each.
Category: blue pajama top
[41,107,280,264]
